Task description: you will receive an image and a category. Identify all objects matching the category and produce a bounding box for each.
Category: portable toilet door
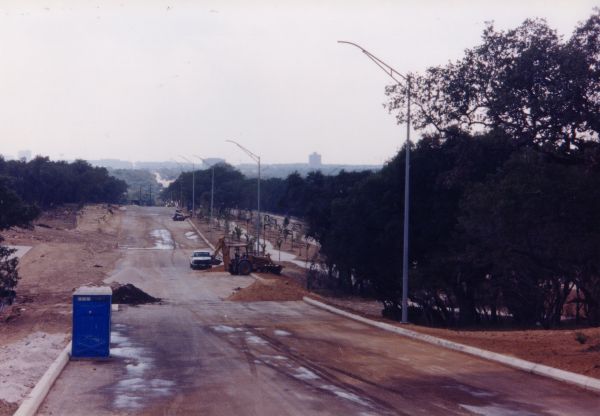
[72,286,112,358]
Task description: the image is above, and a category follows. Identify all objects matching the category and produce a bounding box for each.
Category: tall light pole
[338,40,412,324]
[180,156,195,217]
[226,139,261,254]
[170,159,185,208]
[194,155,216,238]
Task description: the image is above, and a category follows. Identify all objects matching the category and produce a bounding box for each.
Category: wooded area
[0,156,127,298]
[165,12,600,328]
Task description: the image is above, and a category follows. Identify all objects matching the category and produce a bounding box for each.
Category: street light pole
[338,40,412,324]
[226,139,261,254]
[194,155,217,238]
[170,159,185,208]
[180,156,195,217]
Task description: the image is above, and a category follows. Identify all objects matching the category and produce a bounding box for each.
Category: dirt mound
[228,276,307,302]
[111,284,161,305]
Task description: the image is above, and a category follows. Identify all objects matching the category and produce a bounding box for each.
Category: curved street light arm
[170,158,184,171]
[193,155,218,168]
[226,139,260,163]
[179,155,194,167]
[338,40,409,84]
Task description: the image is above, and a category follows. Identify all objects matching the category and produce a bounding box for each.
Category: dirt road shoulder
[0,204,123,414]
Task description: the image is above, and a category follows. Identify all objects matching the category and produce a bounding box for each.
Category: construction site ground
[0,205,123,414]
[192,216,600,381]
[0,206,598,415]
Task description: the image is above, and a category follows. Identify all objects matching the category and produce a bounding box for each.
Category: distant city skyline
[0,151,352,169]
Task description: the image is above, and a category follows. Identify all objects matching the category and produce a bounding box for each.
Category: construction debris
[111,284,161,305]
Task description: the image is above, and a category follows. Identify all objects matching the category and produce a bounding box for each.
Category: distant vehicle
[190,250,213,270]
[173,211,188,221]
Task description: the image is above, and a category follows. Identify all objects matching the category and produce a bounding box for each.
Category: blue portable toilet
[72,286,112,359]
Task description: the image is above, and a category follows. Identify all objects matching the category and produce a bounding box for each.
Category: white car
[190,250,213,270]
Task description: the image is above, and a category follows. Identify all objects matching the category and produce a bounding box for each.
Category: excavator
[212,237,283,276]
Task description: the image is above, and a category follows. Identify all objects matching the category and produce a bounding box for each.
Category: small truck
[189,250,213,270]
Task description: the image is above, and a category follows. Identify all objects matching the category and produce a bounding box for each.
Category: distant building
[18,150,32,161]
[308,152,322,168]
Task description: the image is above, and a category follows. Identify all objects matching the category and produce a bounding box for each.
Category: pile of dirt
[228,276,308,302]
[111,284,161,305]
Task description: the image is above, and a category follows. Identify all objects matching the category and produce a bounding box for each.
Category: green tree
[387,13,600,149]
[0,177,39,301]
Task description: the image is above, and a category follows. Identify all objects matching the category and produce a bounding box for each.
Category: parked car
[190,250,213,270]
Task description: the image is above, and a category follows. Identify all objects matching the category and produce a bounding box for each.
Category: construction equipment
[212,237,283,276]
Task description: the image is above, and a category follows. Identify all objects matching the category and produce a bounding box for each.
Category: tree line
[0,156,127,302]
[167,12,600,328]
[162,164,290,215]
[0,156,127,208]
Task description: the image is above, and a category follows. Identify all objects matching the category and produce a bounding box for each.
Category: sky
[0,0,596,165]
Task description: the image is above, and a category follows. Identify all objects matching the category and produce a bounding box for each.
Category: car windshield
[193,252,210,257]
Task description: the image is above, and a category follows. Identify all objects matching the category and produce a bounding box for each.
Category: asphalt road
[40,206,600,415]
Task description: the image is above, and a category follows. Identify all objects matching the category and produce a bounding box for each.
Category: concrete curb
[13,341,72,416]
[250,273,265,281]
[187,219,215,250]
[303,297,600,394]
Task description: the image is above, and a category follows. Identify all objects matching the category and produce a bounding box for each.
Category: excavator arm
[212,237,225,258]
[212,237,232,267]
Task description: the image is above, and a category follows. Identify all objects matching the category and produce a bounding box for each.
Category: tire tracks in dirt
[201,318,401,415]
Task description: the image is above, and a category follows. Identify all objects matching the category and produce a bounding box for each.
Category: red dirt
[0,400,17,415]
[228,275,309,302]
[311,296,600,379]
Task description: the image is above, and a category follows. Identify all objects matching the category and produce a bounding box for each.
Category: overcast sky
[0,0,596,165]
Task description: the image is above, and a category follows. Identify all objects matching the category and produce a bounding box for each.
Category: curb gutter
[187,219,215,250]
[303,297,600,394]
[13,341,72,416]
